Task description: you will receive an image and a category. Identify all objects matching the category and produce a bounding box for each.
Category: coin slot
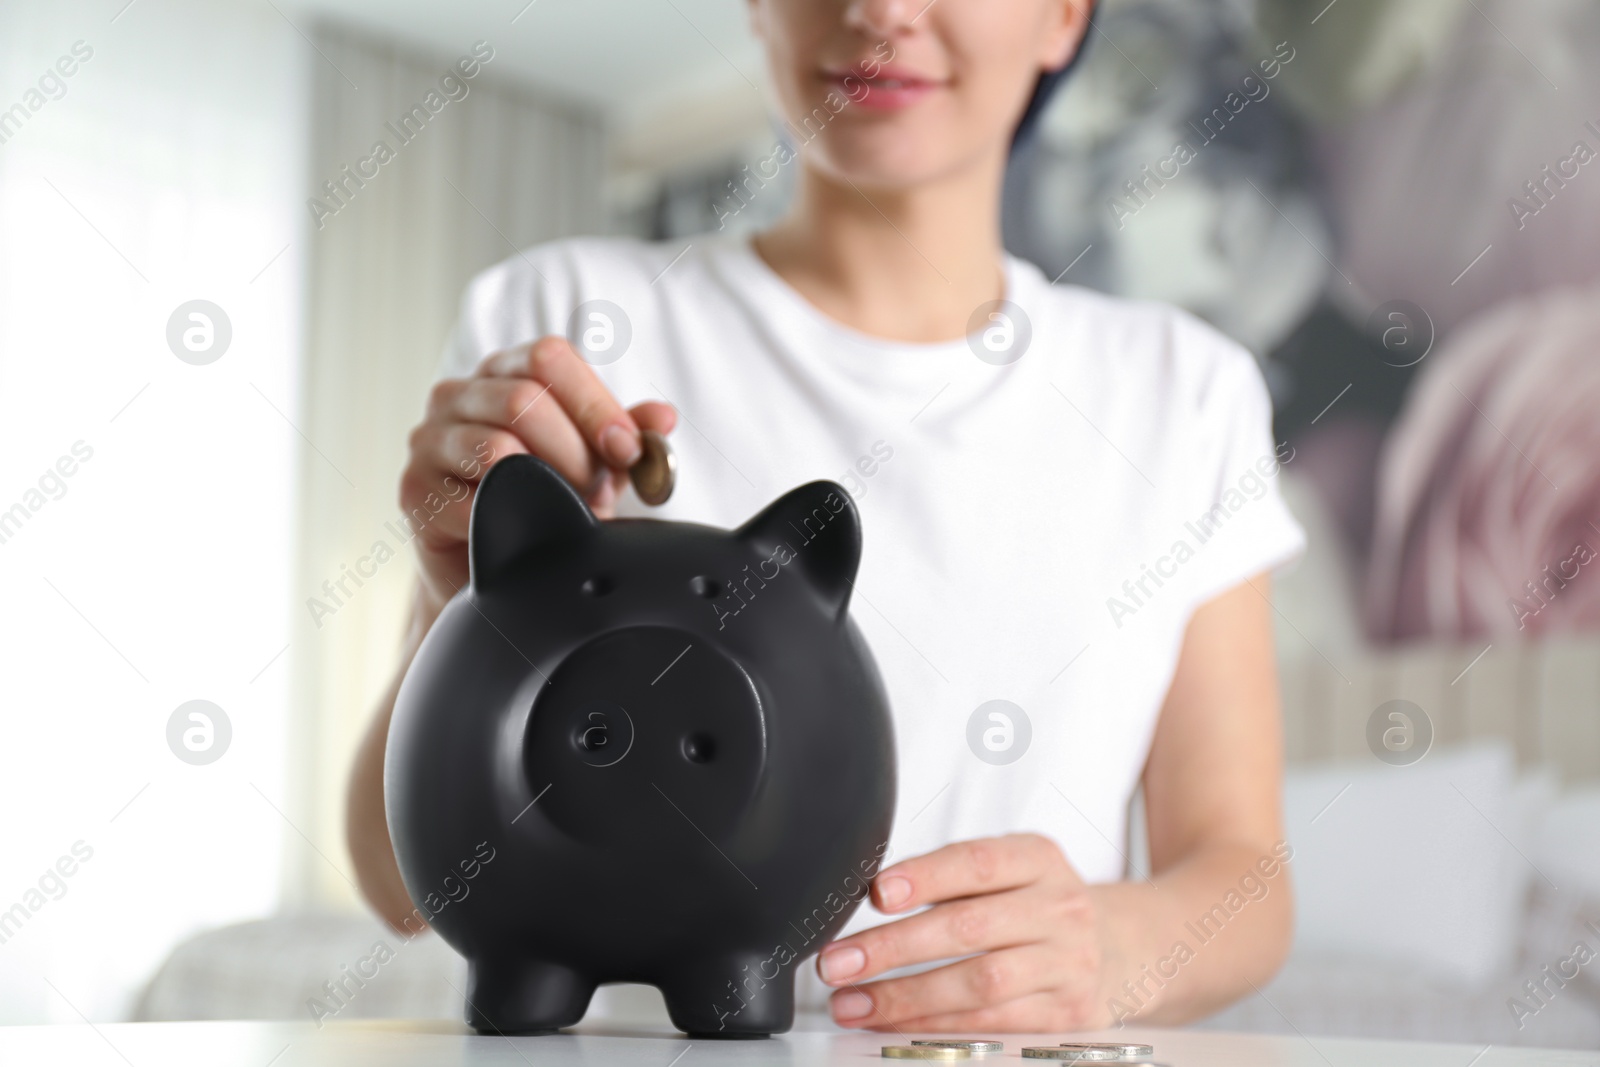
[680,732,717,763]
[581,575,614,597]
[690,576,721,599]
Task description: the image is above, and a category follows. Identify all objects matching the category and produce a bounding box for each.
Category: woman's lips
[822,70,946,112]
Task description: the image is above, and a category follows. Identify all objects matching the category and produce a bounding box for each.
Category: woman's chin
[809,142,975,194]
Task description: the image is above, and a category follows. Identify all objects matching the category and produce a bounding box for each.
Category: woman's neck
[751,156,1008,344]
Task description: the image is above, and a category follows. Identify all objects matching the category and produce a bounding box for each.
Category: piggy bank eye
[689,576,721,599]
[581,575,614,597]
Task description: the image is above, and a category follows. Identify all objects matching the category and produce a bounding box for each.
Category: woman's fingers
[818,887,1047,986]
[400,337,680,597]
[814,836,1097,1030]
[871,833,1069,915]
[402,423,526,548]
[829,944,1063,1027]
[432,377,598,489]
[429,374,549,428]
[628,399,677,435]
[480,337,642,469]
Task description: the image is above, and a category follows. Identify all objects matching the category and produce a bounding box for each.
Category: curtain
[0,0,306,1023]
[286,22,606,908]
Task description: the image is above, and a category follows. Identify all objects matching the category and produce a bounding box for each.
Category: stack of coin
[889,1039,1160,1062]
[1024,1051,1103,1061]
[882,1046,970,1060]
[1062,1044,1154,1059]
[913,1039,1004,1054]
[1030,1047,1119,1061]
[1022,1042,1163,1063]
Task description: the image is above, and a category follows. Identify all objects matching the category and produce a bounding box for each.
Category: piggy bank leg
[659,954,797,1038]
[466,957,595,1035]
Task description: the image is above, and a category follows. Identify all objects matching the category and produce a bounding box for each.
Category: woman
[348,0,1304,1033]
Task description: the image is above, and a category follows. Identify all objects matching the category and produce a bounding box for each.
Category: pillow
[1284,742,1535,987]
[1535,787,1600,901]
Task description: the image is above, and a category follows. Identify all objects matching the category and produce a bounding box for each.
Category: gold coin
[629,429,676,506]
[912,1040,1003,1053]
[883,1046,971,1060]
[1062,1044,1155,1059]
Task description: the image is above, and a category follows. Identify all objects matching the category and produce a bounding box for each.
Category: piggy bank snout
[523,625,766,846]
[557,699,719,768]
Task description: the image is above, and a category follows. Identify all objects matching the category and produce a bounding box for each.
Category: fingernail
[819,946,865,984]
[831,991,873,1022]
[877,876,911,909]
[602,424,641,467]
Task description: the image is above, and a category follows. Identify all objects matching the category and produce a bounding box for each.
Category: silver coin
[628,429,676,506]
[883,1046,971,1060]
[1023,1050,1130,1061]
[1062,1044,1155,1059]
[1030,1047,1118,1061]
[912,1040,1003,1053]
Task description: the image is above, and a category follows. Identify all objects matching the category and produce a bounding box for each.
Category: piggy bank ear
[469,455,597,590]
[735,481,861,621]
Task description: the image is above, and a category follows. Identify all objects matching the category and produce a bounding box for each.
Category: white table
[2,1019,1596,1067]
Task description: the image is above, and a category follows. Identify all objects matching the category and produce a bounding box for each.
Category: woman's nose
[843,0,919,36]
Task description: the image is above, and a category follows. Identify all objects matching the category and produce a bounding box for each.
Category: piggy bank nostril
[566,702,633,767]
[581,575,614,597]
[689,576,721,599]
[681,732,717,763]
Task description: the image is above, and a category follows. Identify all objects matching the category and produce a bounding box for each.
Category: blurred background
[2,0,1598,1047]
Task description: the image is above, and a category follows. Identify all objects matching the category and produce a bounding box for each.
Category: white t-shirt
[438,232,1304,1013]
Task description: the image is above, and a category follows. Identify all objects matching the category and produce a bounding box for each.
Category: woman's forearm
[345,587,446,931]
[1088,837,1294,1026]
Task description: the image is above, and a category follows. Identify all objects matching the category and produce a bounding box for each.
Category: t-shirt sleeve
[1179,334,1307,611]
[435,313,480,383]
[433,260,544,383]
[430,238,638,387]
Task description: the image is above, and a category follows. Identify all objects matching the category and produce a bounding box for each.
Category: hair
[1010,0,1097,154]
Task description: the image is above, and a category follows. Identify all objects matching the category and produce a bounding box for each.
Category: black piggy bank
[385,454,896,1037]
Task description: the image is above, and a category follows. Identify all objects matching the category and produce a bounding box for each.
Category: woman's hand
[400,336,676,613]
[815,834,1112,1032]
